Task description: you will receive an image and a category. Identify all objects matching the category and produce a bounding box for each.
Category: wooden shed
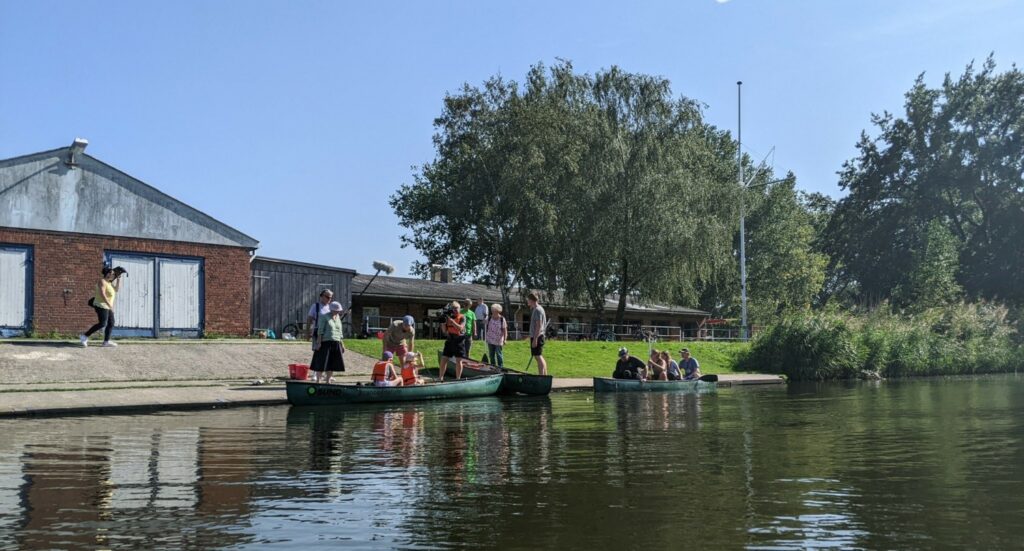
[250,257,354,337]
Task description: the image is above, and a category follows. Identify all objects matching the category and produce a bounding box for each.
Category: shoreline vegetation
[737,303,1023,381]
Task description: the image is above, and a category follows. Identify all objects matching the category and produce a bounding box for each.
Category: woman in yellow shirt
[79,267,122,347]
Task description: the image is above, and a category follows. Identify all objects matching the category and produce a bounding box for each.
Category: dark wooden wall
[250,259,353,335]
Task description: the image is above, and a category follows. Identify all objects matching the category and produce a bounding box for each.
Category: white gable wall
[0,151,257,248]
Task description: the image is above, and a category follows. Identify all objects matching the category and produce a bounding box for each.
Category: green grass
[343,338,751,378]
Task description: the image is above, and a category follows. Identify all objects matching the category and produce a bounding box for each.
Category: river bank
[0,340,782,417]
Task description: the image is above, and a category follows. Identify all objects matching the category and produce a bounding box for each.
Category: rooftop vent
[66,137,88,168]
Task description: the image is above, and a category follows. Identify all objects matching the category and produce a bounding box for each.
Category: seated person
[679,348,701,380]
[401,351,424,386]
[372,351,403,387]
[648,349,667,381]
[662,350,681,381]
[613,347,647,380]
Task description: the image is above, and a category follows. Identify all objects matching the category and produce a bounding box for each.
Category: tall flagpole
[737,81,748,341]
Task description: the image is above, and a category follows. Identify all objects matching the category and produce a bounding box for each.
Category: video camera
[434,303,457,324]
[112,266,128,278]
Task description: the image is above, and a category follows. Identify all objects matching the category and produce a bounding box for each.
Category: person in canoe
[439,301,466,381]
[382,315,416,360]
[372,351,403,387]
[648,349,668,381]
[313,301,346,384]
[663,350,682,381]
[401,352,424,386]
[679,348,701,380]
[614,347,647,380]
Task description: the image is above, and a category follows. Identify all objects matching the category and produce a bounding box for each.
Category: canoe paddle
[698,374,718,383]
[524,355,534,373]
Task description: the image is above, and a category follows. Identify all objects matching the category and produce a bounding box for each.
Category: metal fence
[358,316,758,342]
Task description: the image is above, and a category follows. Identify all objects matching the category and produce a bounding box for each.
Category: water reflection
[0,377,1023,549]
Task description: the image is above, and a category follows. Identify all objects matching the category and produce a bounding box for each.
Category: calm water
[2,376,1024,550]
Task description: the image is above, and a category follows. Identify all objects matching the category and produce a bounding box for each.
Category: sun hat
[403,315,415,326]
[618,347,628,357]
[329,301,343,312]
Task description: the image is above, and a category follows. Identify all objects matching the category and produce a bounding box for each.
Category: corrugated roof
[253,256,356,274]
[351,274,708,317]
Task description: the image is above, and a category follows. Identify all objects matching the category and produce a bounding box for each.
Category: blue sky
[2,0,1022,277]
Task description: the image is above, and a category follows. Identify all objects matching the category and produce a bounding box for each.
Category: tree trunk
[614,258,629,326]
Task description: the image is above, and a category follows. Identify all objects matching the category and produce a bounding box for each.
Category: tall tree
[825,57,1024,306]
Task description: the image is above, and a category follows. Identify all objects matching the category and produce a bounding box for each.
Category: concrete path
[0,339,373,384]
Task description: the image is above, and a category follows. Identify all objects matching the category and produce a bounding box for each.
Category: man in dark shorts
[613,347,646,380]
[439,301,466,381]
[527,292,548,376]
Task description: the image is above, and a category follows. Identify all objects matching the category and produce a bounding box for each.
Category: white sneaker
[79,335,88,348]
[101,341,118,348]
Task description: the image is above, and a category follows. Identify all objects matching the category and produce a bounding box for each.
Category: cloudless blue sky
[2,0,1022,276]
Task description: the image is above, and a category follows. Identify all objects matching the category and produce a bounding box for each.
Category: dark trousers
[85,306,115,342]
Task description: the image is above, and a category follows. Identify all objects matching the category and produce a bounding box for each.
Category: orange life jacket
[372,360,394,383]
[401,363,418,386]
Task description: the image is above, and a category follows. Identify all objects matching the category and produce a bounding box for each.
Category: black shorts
[530,335,545,356]
[442,335,466,359]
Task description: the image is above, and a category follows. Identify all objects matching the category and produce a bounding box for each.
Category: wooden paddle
[698,374,718,383]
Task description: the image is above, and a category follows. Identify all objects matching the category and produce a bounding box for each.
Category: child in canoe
[401,352,425,386]
[372,351,403,387]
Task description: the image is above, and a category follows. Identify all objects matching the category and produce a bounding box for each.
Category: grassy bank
[343,338,751,378]
[737,303,1023,381]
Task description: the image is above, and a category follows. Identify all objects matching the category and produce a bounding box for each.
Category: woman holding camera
[79,267,122,347]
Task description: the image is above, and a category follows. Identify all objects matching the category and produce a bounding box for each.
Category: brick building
[0,140,258,337]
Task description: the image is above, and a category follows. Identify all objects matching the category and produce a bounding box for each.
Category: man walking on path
[527,292,548,376]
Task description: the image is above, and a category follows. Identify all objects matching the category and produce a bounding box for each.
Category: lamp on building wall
[66,138,88,168]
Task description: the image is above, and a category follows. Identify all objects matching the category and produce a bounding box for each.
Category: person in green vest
[461,297,477,358]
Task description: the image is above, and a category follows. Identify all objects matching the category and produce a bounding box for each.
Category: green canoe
[286,374,503,405]
[439,355,553,396]
[592,377,717,393]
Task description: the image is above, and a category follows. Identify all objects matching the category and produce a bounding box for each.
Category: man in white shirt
[306,289,334,351]
[474,298,488,340]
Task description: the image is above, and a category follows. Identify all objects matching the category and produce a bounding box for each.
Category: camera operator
[438,301,466,382]
[79,266,125,348]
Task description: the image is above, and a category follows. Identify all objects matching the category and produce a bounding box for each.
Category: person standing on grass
[461,298,477,358]
[382,315,416,360]
[679,348,701,380]
[527,292,548,376]
[484,303,508,368]
[439,301,466,382]
[313,301,346,384]
[474,298,488,340]
[80,267,123,348]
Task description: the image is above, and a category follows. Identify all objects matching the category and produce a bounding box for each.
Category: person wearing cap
[613,348,647,380]
[371,351,402,387]
[679,348,701,380]
[401,351,424,386]
[313,301,347,384]
[382,315,416,360]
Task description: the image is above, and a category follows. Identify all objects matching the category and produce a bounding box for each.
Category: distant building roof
[253,256,356,275]
[0,146,258,248]
[351,274,709,317]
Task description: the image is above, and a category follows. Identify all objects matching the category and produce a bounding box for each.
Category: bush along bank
[736,303,1023,381]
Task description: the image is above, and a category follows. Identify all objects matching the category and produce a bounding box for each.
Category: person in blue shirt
[678,348,701,380]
